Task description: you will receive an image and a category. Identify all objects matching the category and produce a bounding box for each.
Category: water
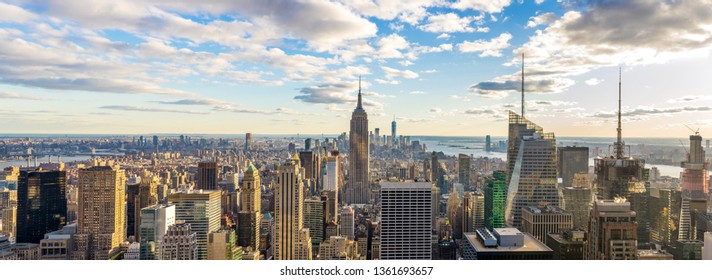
[0,155,94,169]
[414,136,684,178]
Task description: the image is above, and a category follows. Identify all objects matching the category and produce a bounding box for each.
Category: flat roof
[465,232,552,253]
[380,182,432,190]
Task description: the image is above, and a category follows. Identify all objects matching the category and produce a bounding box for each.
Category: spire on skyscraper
[357,75,363,110]
[614,67,625,159]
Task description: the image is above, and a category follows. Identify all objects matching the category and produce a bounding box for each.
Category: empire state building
[347,81,370,205]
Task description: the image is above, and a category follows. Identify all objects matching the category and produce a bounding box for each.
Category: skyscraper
[347,80,370,205]
[458,154,471,189]
[16,169,67,244]
[380,182,432,260]
[391,115,397,148]
[521,206,573,243]
[485,170,507,229]
[274,154,312,260]
[593,71,648,243]
[557,147,589,188]
[238,163,261,251]
[196,162,219,190]
[299,151,320,186]
[340,206,355,240]
[585,200,637,260]
[562,173,593,229]
[504,111,560,227]
[139,204,175,260]
[160,222,198,260]
[207,229,242,260]
[680,133,708,199]
[72,165,126,260]
[485,135,491,153]
[245,133,252,151]
[304,198,325,256]
[168,190,221,260]
[126,172,158,240]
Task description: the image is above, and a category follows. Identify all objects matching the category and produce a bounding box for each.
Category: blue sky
[1,0,711,137]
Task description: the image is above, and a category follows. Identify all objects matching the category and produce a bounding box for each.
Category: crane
[684,124,700,136]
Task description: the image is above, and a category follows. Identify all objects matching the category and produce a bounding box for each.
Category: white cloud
[419,13,478,33]
[381,66,419,79]
[457,32,512,57]
[0,3,37,23]
[526,12,557,28]
[0,92,42,100]
[584,78,603,86]
[450,0,512,13]
[436,33,451,40]
[377,34,410,59]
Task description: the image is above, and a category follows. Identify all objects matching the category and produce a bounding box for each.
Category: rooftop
[465,229,552,253]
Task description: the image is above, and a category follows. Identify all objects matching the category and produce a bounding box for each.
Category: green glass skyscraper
[485,170,507,229]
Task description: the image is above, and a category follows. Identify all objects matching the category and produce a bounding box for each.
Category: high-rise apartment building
[274,154,312,260]
[196,162,219,190]
[380,182,432,260]
[72,165,126,260]
[557,147,589,188]
[168,190,221,260]
[585,200,637,260]
[679,134,709,240]
[139,204,175,260]
[16,169,67,243]
[505,111,560,227]
[347,83,370,205]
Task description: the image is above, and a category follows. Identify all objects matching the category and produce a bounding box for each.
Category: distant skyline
[1,1,712,137]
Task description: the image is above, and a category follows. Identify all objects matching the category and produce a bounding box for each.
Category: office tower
[16,169,67,243]
[160,222,198,260]
[557,147,589,188]
[299,151,320,186]
[139,204,175,260]
[458,154,471,188]
[40,224,76,260]
[585,200,637,260]
[546,228,586,260]
[521,206,573,243]
[245,133,252,151]
[485,135,491,152]
[593,73,648,244]
[374,128,380,147]
[207,229,242,260]
[304,198,325,256]
[0,188,16,209]
[168,190,221,260]
[431,183,440,229]
[126,179,141,239]
[274,154,312,260]
[237,163,261,251]
[347,81,370,205]
[504,111,560,227]
[462,228,553,260]
[152,135,158,147]
[317,235,360,260]
[380,182,432,260]
[391,116,397,147]
[463,192,475,233]
[196,162,219,190]
[678,134,709,241]
[485,170,507,229]
[562,188,592,229]
[446,191,462,239]
[72,165,126,260]
[340,206,355,240]
[321,190,338,223]
[1,207,16,240]
[324,155,340,191]
[431,152,439,186]
[648,187,681,244]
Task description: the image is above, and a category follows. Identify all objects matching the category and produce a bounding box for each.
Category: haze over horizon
[1,0,711,137]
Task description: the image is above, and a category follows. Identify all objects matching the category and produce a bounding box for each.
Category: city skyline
[0,1,711,137]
